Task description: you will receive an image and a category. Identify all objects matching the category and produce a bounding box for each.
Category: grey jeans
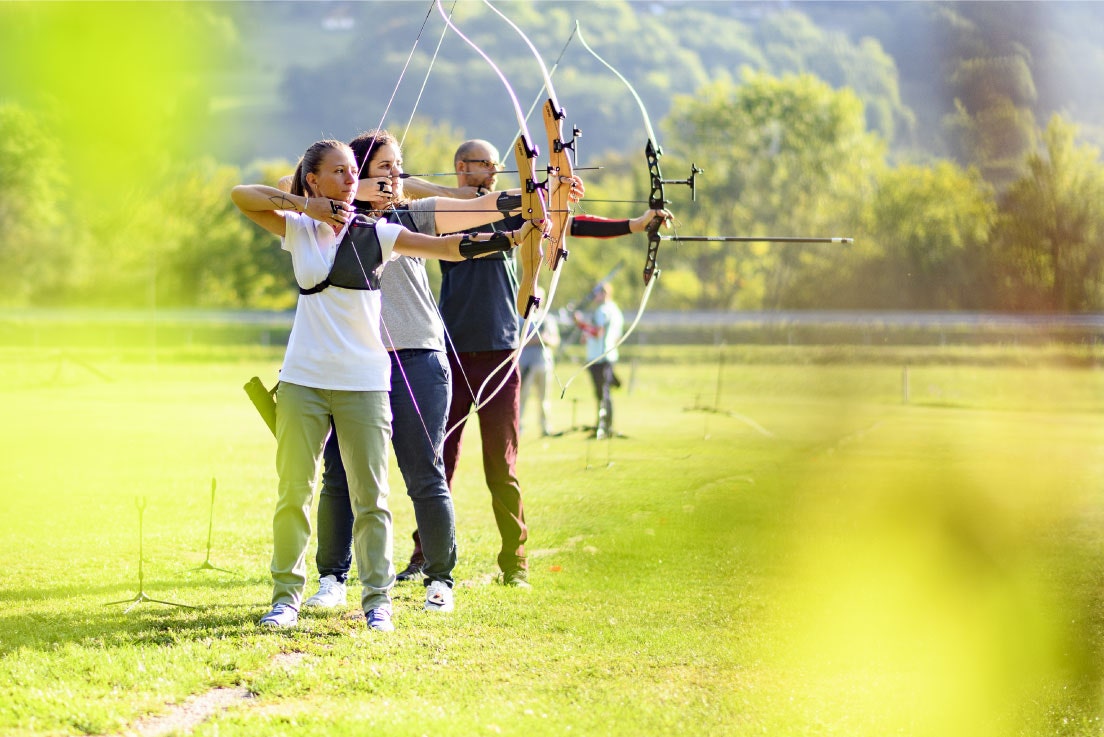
[272,382,394,612]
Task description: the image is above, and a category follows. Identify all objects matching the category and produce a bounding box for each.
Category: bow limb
[482,0,577,270]
[574,21,658,147]
[483,0,580,332]
[434,1,549,314]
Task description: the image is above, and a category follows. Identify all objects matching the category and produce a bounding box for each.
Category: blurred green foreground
[0,344,1101,736]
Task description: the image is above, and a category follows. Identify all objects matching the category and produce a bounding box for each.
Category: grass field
[1,344,1102,736]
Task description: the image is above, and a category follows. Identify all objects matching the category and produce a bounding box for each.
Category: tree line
[3,71,1102,313]
[2,1,1103,313]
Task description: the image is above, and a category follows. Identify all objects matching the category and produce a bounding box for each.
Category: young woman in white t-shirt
[231,139,537,631]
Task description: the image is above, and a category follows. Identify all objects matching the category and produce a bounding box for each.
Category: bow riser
[514,132,546,319]
[644,139,664,285]
[542,98,577,272]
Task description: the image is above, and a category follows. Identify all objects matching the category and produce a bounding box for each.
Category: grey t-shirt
[374,198,446,352]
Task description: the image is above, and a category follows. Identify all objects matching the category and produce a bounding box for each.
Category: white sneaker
[303,575,347,608]
[366,605,395,631]
[259,602,298,628]
[424,580,455,612]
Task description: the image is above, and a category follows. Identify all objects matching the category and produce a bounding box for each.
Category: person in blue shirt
[574,282,624,440]
[394,138,665,585]
[518,285,559,437]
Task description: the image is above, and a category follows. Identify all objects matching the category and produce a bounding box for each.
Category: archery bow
[482,0,580,325]
[555,22,700,394]
[434,0,549,314]
[573,22,699,286]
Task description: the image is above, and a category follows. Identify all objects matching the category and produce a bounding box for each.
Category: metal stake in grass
[49,351,113,385]
[106,497,196,613]
[192,478,235,574]
[684,345,775,439]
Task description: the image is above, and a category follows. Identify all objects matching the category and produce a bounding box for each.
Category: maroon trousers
[444,349,527,574]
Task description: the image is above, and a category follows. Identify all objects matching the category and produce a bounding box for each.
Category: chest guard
[300,214,386,295]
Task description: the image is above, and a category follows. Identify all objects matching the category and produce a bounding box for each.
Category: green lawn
[0,345,1102,736]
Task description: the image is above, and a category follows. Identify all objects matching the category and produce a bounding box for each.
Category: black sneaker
[502,569,531,589]
[396,557,425,582]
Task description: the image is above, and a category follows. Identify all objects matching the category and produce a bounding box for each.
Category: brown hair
[290,139,352,198]
[349,129,407,206]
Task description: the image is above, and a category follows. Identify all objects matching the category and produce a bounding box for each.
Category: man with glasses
[397,139,667,588]
[427,139,534,587]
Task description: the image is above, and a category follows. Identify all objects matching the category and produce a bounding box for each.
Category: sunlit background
[1,3,1103,735]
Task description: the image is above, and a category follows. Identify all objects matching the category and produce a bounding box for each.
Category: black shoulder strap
[299,215,385,295]
[299,279,331,296]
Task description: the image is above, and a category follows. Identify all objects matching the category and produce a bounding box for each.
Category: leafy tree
[0,104,71,307]
[58,159,299,310]
[662,72,884,310]
[754,10,914,145]
[818,161,996,309]
[902,3,1045,190]
[990,115,1104,311]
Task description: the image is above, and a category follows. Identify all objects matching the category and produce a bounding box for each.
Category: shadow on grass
[0,571,269,604]
[0,602,264,657]
[0,574,283,656]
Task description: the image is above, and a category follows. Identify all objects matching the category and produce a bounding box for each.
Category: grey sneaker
[259,602,298,628]
[502,569,531,589]
[424,580,455,612]
[366,606,395,632]
[303,575,346,608]
[396,557,425,583]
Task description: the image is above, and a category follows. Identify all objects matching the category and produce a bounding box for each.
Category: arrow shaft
[400,166,601,178]
[661,236,853,244]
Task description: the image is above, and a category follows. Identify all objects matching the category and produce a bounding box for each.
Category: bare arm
[230,184,355,237]
[431,190,517,232]
[573,311,603,339]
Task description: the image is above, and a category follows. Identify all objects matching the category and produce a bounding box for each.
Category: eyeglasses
[462,159,505,171]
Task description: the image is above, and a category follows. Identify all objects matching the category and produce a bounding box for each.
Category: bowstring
[398,0,456,151]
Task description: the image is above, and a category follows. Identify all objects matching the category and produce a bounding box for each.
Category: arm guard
[496,192,523,214]
[459,231,514,259]
[570,214,632,238]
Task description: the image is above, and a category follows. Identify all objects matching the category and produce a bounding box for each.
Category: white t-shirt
[279,212,403,391]
[585,301,624,364]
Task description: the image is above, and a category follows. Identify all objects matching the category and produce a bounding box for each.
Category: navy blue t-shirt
[438,214,524,352]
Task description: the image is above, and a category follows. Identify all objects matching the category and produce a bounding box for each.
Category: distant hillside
[796,0,1104,155]
[209,1,906,165]
[207,0,1104,172]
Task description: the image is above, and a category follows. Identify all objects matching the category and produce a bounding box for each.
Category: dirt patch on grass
[116,650,310,736]
[120,686,253,737]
